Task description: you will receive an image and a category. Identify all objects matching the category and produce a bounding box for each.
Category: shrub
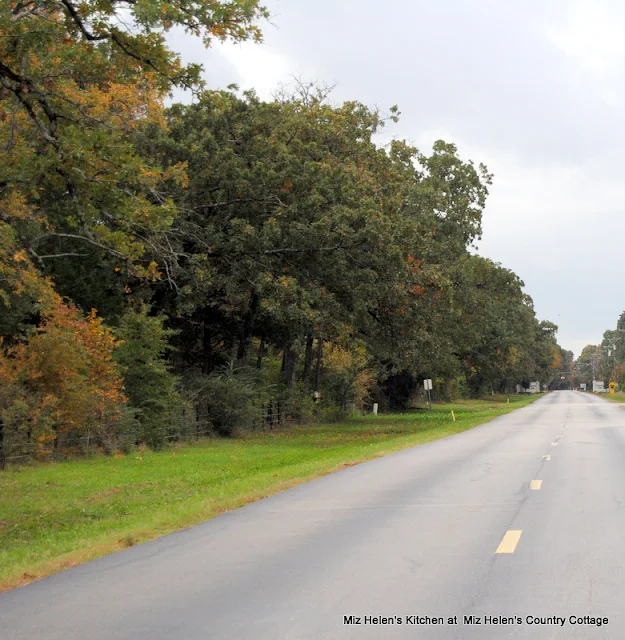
[186,365,262,437]
[0,295,127,464]
[113,305,181,449]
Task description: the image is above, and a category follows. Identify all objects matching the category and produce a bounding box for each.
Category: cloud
[543,1,625,75]
[213,41,300,100]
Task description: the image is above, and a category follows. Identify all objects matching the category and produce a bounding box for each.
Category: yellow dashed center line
[542,455,551,460]
[551,442,558,446]
[496,530,522,554]
[530,480,542,490]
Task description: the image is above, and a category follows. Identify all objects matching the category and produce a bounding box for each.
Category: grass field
[0,395,540,591]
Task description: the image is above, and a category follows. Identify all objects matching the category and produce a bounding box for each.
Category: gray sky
[168,0,625,357]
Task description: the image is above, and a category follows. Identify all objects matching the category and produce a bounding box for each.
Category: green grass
[599,390,625,403]
[0,395,539,591]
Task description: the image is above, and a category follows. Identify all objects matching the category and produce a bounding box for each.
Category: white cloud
[214,41,296,100]
[543,1,625,75]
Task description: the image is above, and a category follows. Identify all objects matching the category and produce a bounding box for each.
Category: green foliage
[186,365,263,437]
[1,0,268,280]
[1,1,565,454]
[114,305,180,448]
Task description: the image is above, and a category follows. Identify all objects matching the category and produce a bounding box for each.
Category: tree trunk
[302,335,314,392]
[314,336,323,393]
[237,289,259,363]
[280,344,300,389]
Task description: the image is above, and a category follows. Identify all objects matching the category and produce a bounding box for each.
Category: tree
[113,304,180,448]
[139,89,416,380]
[1,0,268,286]
[0,294,126,465]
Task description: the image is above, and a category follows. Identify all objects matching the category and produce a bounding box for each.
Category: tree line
[576,312,625,389]
[0,0,564,465]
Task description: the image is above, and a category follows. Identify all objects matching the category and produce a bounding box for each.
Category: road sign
[424,379,432,410]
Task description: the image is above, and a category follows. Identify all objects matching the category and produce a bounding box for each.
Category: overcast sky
[168,0,625,357]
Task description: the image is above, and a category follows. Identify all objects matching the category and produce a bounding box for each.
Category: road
[2,391,625,639]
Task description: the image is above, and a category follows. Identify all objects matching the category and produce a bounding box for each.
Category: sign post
[424,379,433,410]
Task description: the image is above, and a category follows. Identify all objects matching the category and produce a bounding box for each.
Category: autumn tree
[0,293,126,466]
[1,0,268,315]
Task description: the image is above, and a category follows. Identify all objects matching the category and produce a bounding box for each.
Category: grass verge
[0,395,540,591]
[599,391,625,404]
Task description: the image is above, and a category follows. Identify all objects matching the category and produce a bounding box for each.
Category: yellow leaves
[13,250,27,263]
[552,346,563,370]
[0,191,31,222]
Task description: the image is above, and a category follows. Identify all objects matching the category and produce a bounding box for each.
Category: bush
[113,305,181,449]
[0,296,127,464]
[186,365,262,437]
[322,343,374,414]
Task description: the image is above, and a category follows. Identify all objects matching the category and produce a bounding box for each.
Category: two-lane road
[2,391,625,639]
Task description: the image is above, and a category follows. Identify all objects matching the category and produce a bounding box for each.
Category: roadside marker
[496,530,522,554]
[451,410,456,422]
[530,480,542,490]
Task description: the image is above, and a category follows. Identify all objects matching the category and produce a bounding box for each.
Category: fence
[0,392,360,468]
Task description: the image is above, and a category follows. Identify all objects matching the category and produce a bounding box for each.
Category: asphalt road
[2,391,625,639]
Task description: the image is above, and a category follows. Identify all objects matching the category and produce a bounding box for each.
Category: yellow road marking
[530,480,542,490]
[496,530,522,554]
[542,455,551,460]
[551,442,558,446]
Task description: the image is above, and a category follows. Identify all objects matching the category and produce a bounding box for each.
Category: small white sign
[424,379,433,391]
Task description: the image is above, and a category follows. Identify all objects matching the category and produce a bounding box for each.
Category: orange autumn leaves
[407,254,426,296]
[0,291,127,457]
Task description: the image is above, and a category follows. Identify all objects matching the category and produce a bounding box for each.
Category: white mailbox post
[424,378,433,410]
